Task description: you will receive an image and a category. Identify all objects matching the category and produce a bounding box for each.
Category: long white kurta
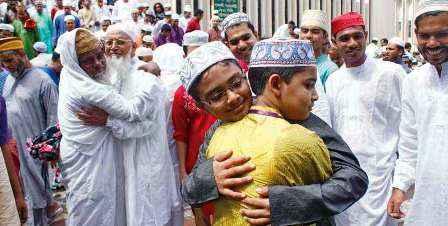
[392,62,448,226]
[326,56,405,226]
[106,59,182,226]
[57,29,152,226]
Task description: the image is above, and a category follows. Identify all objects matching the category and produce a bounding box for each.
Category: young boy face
[277,66,318,121]
[195,61,252,123]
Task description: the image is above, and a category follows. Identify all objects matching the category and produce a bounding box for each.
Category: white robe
[106,59,182,226]
[392,62,448,226]
[326,57,405,226]
[312,71,331,125]
[57,29,151,226]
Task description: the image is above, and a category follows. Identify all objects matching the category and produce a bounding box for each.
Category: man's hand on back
[76,106,109,126]
[213,150,255,200]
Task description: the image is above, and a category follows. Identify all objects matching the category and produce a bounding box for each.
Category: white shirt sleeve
[392,76,418,192]
[311,73,332,126]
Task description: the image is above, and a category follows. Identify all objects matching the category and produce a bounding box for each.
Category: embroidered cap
[221,12,251,37]
[301,10,330,35]
[331,12,365,37]
[249,39,316,68]
[180,41,236,93]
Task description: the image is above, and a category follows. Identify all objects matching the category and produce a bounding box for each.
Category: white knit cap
[389,37,405,48]
[33,42,47,53]
[106,21,140,42]
[300,10,330,34]
[183,30,209,46]
[184,5,192,12]
[172,13,180,20]
[64,15,76,22]
[142,35,154,43]
[62,0,72,7]
[415,0,448,20]
[135,47,153,57]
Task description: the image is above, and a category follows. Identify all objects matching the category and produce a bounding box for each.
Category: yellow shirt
[206,106,333,226]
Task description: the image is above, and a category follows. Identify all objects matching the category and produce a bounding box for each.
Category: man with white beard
[78,23,183,226]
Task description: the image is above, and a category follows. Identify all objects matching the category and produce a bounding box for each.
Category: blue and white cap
[179,41,236,93]
[250,39,316,68]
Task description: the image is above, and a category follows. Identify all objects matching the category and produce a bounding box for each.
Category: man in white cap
[388,1,448,225]
[141,34,154,49]
[207,15,221,41]
[33,0,54,53]
[170,13,184,46]
[180,5,193,31]
[30,42,52,67]
[0,23,14,39]
[383,37,412,73]
[95,16,111,39]
[101,23,183,225]
[182,30,209,55]
[54,0,80,42]
[64,15,77,32]
[366,37,381,58]
[300,9,339,87]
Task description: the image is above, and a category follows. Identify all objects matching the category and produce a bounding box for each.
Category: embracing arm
[268,113,368,225]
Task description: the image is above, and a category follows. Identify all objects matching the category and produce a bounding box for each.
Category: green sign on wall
[213,0,239,19]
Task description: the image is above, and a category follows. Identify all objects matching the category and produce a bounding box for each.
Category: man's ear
[267,73,282,97]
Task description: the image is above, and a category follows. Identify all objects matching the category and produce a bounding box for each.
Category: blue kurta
[53,13,80,43]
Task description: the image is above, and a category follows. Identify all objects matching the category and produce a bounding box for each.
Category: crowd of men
[0,0,447,226]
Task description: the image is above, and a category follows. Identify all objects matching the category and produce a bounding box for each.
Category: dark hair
[288,21,296,27]
[153,2,164,13]
[52,52,60,61]
[405,42,412,49]
[372,39,378,44]
[189,59,241,103]
[161,24,171,32]
[248,66,309,95]
[223,22,256,41]
[381,38,388,44]
[182,46,188,56]
[194,9,204,17]
[415,11,448,31]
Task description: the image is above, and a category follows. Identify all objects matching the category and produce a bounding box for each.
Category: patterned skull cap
[250,39,316,68]
[180,41,236,93]
[221,12,251,38]
[183,30,209,46]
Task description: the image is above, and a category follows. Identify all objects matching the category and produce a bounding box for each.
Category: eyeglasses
[201,74,247,106]
[104,39,131,47]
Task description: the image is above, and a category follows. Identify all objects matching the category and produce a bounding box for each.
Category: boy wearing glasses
[181,40,333,225]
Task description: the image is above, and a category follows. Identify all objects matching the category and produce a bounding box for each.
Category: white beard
[106,52,133,91]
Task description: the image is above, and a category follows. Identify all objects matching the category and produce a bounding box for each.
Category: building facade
[170,0,396,41]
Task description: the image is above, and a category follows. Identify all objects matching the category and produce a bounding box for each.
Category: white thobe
[392,62,448,226]
[312,71,331,125]
[326,57,405,226]
[30,53,53,67]
[106,60,182,226]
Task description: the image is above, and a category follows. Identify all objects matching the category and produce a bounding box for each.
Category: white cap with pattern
[180,41,236,92]
[183,30,209,46]
[300,10,330,34]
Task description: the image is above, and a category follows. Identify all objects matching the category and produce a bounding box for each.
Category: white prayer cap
[416,0,448,20]
[273,24,291,39]
[372,37,379,41]
[131,8,140,13]
[135,47,153,57]
[142,35,154,43]
[164,3,172,8]
[221,12,250,33]
[389,37,405,48]
[33,42,47,53]
[34,0,43,5]
[0,23,14,32]
[172,13,180,20]
[140,24,153,32]
[179,41,236,93]
[101,16,111,23]
[165,11,173,16]
[106,21,139,42]
[300,10,330,34]
[153,43,184,75]
[184,5,192,12]
[64,15,76,22]
[183,30,209,46]
[62,0,72,7]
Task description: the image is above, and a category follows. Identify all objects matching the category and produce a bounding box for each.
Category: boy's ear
[267,73,282,97]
